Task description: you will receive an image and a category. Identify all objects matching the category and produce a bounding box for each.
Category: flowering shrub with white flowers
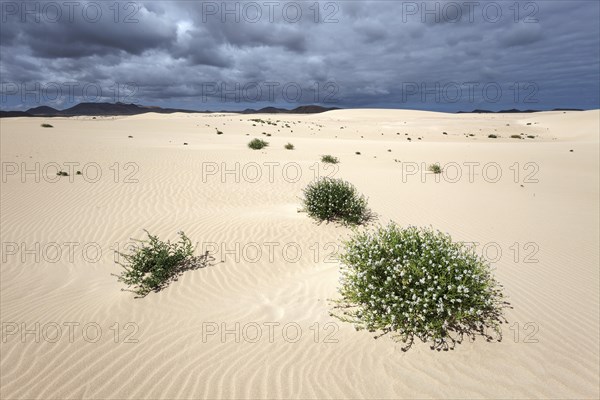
[334,223,508,351]
[302,178,370,225]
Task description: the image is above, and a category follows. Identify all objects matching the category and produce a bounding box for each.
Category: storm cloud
[1,0,598,111]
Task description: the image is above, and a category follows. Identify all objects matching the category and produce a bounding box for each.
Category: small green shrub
[302,178,370,225]
[114,231,212,297]
[248,138,269,150]
[488,134,498,139]
[216,129,223,135]
[510,135,522,139]
[428,164,442,174]
[527,135,535,139]
[285,143,295,150]
[321,155,339,164]
[333,224,508,351]
[41,123,53,128]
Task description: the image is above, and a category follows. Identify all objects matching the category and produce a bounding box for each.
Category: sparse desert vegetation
[301,178,370,225]
[334,223,508,351]
[428,163,442,174]
[114,231,212,297]
[321,154,339,164]
[248,138,269,150]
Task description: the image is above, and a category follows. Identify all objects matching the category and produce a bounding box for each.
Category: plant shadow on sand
[333,300,512,351]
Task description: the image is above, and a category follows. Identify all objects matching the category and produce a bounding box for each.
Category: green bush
[321,155,339,164]
[334,224,507,351]
[488,134,498,139]
[248,138,269,150]
[302,178,370,225]
[428,164,442,174]
[41,123,53,128]
[510,135,522,139]
[114,231,212,297]
[285,143,295,150]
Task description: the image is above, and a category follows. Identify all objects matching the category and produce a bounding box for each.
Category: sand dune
[1,109,599,399]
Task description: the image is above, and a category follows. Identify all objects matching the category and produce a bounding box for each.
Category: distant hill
[4,103,582,118]
[56,102,198,116]
[457,108,583,114]
[27,106,60,115]
[1,102,339,117]
[0,111,32,118]
[291,105,340,113]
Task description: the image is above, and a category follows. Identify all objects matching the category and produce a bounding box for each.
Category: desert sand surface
[1,109,599,399]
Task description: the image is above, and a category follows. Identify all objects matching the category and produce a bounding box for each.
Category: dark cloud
[499,24,543,48]
[1,0,598,111]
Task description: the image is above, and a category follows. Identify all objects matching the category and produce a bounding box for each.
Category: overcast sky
[1,0,599,111]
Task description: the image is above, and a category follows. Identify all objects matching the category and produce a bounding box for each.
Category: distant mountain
[61,102,141,115]
[27,106,60,115]
[291,105,340,113]
[242,106,287,114]
[57,102,198,116]
[457,108,583,114]
[1,102,339,118]
[0,110,32,117]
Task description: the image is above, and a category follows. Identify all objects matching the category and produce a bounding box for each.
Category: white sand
[1,109,598,399]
